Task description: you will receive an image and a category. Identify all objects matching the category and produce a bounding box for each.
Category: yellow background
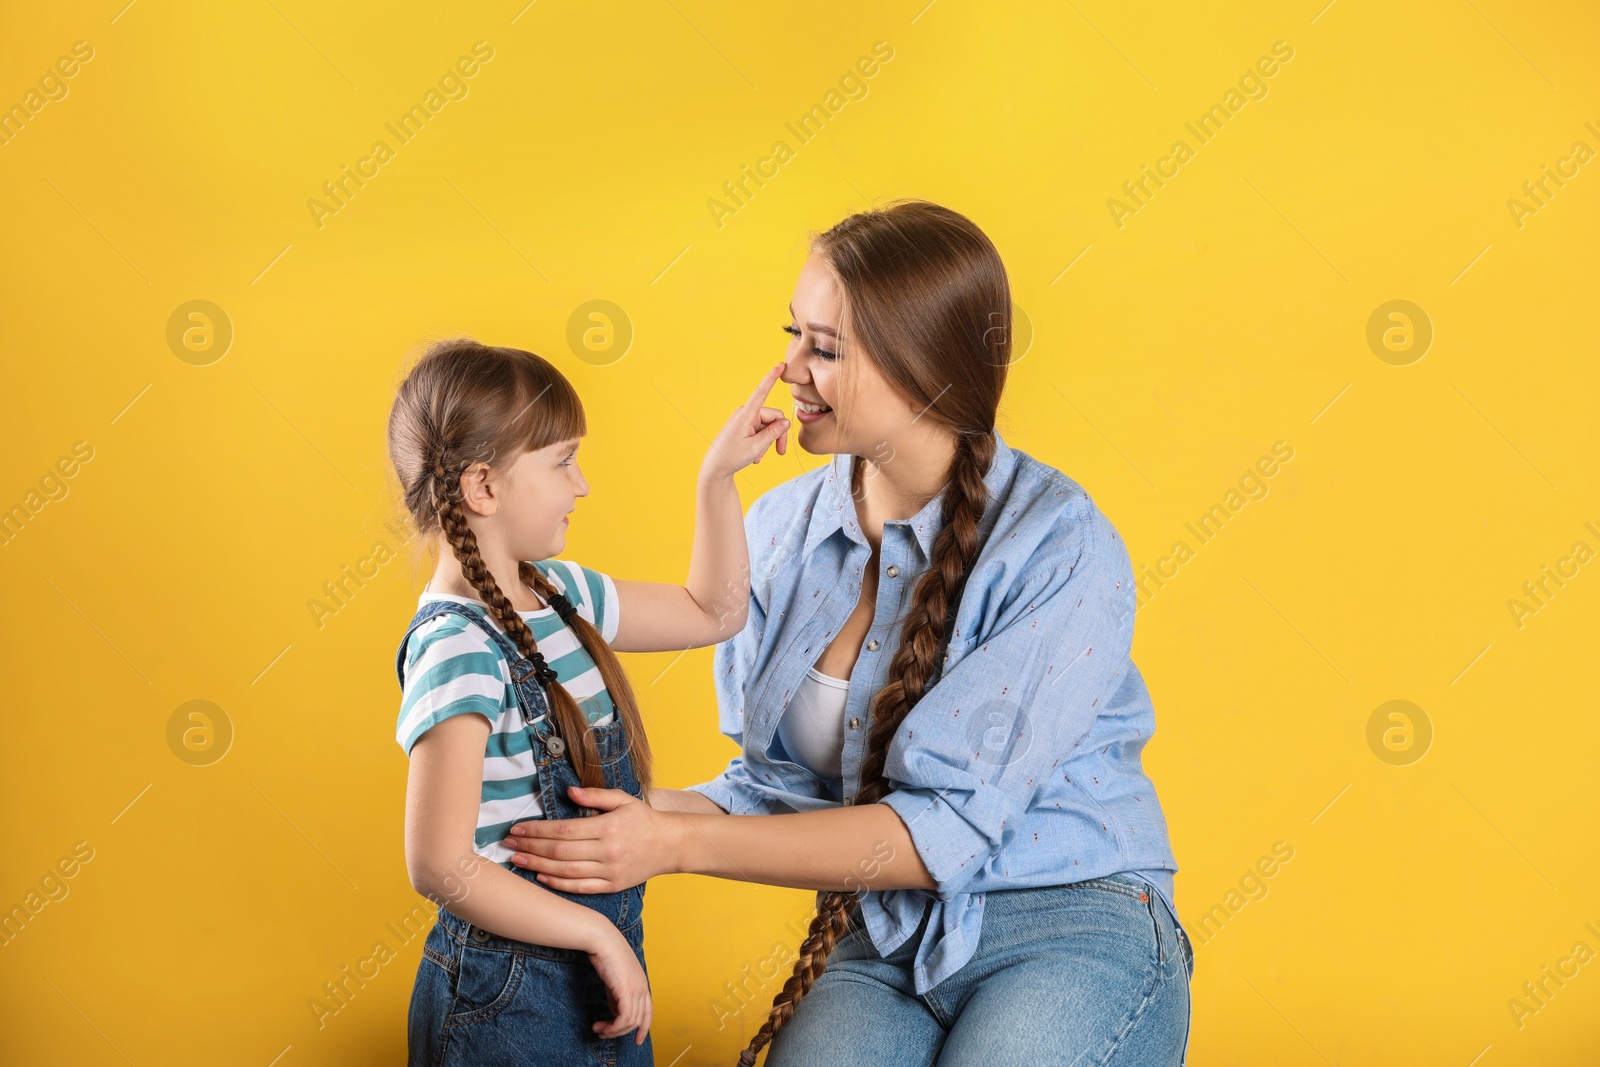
[2,0,1597,1063]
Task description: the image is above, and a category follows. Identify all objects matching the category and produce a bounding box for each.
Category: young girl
[386,337,789,1066]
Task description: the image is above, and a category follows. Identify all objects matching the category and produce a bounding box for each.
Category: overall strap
[395,585,590,742]
[393,599,526,690]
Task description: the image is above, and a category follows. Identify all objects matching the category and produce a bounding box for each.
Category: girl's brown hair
[387,338,651,792]
[738,200,1011,1065]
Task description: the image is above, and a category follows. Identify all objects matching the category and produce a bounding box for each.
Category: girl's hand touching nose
[702,363,789,480]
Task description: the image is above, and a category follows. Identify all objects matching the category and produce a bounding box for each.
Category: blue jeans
[765,873,1194,1066]
[406,867,651,1067]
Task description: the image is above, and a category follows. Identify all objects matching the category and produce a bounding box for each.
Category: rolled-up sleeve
[685,756,781,816]
[877,513,1138,901]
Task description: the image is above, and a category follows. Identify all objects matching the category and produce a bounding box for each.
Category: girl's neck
[428,544,547,613]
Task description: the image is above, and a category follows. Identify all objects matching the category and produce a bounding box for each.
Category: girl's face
[467,436,589,562]
[781,252,910,458]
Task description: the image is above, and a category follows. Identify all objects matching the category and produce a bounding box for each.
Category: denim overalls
[395,599,653,1067]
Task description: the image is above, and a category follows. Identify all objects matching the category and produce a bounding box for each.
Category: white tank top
[775,665,851,779]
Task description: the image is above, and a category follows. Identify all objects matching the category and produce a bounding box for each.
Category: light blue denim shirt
[686,430,1185,995]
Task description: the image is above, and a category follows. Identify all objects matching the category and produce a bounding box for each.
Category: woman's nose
[780,351,809,384]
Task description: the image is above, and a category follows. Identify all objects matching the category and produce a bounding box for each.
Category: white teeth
[796,401,832,414]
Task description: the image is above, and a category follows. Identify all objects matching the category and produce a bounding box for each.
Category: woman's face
[781,251,910,458]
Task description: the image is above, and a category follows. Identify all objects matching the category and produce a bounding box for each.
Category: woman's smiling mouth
[795,399,833,423]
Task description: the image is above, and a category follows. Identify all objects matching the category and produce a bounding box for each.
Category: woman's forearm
[648,786,727,815]
[685,467,750,642]
[667,802,937,893]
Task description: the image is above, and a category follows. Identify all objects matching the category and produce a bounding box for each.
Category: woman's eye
[782,322,837,360]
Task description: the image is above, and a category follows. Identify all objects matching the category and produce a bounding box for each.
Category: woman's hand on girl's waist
[503,785,685,893]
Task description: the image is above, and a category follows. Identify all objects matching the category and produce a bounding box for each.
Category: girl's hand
[701,363,789,481]
[587,927,653,1044]
[503,786,679,893]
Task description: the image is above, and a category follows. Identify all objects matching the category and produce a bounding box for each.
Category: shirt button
[886,565,899,577]
[867,639,879,651]
[849,717,860,729]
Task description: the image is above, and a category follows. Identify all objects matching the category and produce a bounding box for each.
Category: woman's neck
[849,427,958,549]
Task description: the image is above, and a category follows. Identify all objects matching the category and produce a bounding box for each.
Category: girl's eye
[781,323,837,361]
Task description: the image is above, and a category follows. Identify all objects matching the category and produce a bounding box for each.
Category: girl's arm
[608,363,788,655]
[405,714,636,952]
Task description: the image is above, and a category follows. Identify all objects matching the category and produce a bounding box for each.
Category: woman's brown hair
[387,338,651,793]
[738,200,1011,1064]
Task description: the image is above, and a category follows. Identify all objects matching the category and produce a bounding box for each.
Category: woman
[503,200,1193,1065]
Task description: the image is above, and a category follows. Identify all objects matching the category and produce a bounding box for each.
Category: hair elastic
[524,651,560,687]
[546,591,579,627]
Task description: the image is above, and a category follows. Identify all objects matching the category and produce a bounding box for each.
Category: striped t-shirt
[396,558,621,867]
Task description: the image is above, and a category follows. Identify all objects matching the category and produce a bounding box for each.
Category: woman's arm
[507,508,1142,902]
[507,784,937,894]
[608,363,788,655]
[668,803,936,892]
[405,714,632,951]
[646,786,727,815]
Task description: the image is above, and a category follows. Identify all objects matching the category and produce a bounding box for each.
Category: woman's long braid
[855,433,994,803]
[431,452,607,789]
[736,431,995,1067]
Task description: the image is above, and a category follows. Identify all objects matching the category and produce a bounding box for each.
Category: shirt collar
[803,430,1017,562]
